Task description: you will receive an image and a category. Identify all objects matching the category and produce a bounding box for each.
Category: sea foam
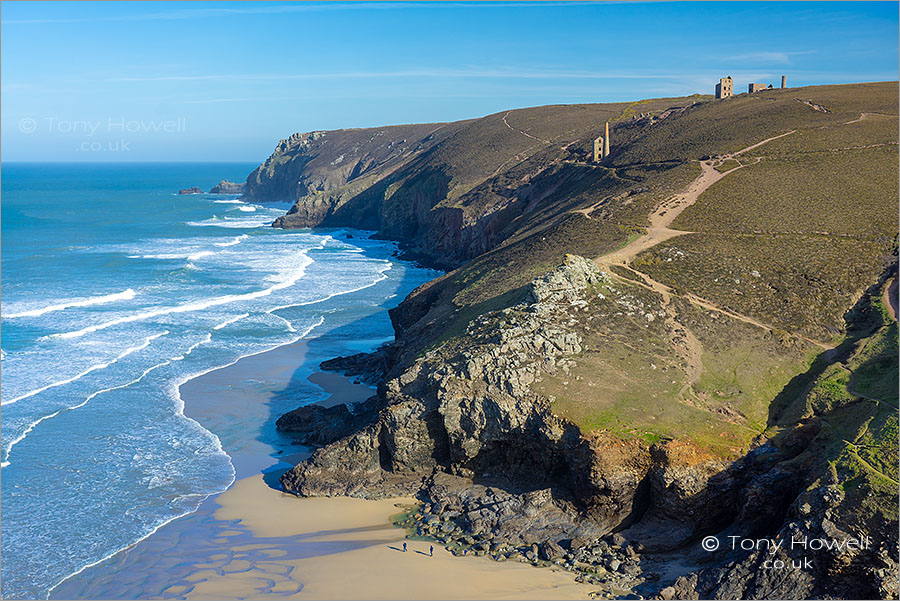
[186,216,273,228]
[212,313,249,331]
[214,234,249,247]
[3,331,169,406]
[2,344,171,467]
[3,289,137,319]
[50,252,314,340]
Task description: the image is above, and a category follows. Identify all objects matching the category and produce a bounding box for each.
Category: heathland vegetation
[254,81,897,599]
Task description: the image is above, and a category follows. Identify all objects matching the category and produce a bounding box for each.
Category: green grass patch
[673,297,816,434]
[851,321,899,403]
[714,159,741,173]
[535,282,758,456]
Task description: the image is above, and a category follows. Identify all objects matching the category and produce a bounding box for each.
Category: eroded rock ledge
[279,256,898,599]
[282,256,627,501]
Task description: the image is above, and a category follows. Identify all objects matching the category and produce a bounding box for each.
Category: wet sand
[179,338,375,477]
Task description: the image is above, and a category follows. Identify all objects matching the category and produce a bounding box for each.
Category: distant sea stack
[209,180,245,195]
[177,186,203,195]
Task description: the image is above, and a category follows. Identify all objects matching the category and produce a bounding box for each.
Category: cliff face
[243,123,458,228]
[270,82,898,599]
[283,256,899,599]
[283,258,621,495]
[252,99,702,267]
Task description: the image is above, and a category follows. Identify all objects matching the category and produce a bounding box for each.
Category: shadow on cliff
[621,264,898,556]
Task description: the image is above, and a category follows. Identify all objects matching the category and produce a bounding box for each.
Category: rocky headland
[257,82,898,599]
[209,180,245,194]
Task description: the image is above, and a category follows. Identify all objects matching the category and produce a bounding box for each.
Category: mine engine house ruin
[716,75,786,98]
[593,121,611,163]
[715,76,734,99]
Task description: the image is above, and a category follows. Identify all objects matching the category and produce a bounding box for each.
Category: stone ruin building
[715,76,734,99]
[717,75,786,98]
[593,121,611,162]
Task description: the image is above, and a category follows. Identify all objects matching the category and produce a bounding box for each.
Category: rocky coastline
[277,256,898,599]
[260,83,898,600]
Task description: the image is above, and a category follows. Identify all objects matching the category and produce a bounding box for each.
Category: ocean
[0,163,438,599]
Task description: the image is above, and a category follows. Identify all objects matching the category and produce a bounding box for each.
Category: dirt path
[846,370,889,406]
[486,112,553,179]
[595,130,796,272]
[610,266,704,394]
[851,450,899,486]
[502,111,551,144]
[883,277,897,321]
[612,264,832,351]
[844,112,870,125]
[589,129,838,394]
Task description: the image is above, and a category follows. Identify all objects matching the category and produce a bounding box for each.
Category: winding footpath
[587,130,848,402]
[501,111,552,144]
[884,277,898,322]
[594,129,796,272]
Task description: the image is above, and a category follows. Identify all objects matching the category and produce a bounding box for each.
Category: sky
[1,1,897,162]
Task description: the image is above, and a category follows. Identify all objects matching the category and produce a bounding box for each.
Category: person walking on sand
[430,545,434,557]
[403,542,407,552]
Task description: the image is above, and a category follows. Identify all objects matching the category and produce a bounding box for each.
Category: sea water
[0,163,438,599]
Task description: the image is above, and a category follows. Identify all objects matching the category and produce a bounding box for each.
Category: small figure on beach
[430,545,434,556]
[403,542,408,552]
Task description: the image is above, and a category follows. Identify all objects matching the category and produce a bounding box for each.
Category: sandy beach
[181,341,592,599]
[187,474,592,600]
[52,330,591,600]
[179,333,591,599]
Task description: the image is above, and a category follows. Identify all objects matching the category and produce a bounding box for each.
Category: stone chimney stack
[781,75,786,89]
[603,122,610,157]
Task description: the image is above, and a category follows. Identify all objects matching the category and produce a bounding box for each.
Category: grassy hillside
[270,83,897,599]
[385,81,898,458]
[252,82,896,458]
[773,280,899,526]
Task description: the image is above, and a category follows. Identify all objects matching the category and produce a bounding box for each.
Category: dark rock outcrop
[177,186,203,195]
[276,399,377,448]
[318,344,395,384]
[209,180,245,194]
[667,483,899,600]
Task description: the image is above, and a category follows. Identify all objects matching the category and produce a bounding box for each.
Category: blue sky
[2,1,897,162]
